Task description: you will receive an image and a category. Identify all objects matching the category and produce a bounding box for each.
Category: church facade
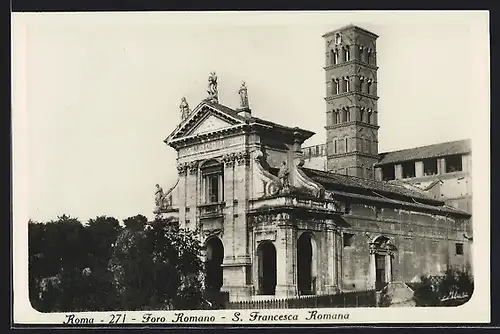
[156,25,472,302]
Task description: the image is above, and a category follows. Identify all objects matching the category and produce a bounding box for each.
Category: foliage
[29,212,206,312]
[378,287,392,307]
[413,268,474,307]
[109,216,204,310]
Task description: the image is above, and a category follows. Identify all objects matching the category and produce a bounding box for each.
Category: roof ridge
[379,138,471,155]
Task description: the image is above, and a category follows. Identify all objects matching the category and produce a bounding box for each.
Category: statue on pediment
[180,97,190,120]
[278,161,290,192]
[238,81,249,109]
[206,72,218,103]
[155,184,166,211]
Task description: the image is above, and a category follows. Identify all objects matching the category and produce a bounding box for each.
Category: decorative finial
[238,81,249,109]
[205,72,218,103]
[179,97,190,121]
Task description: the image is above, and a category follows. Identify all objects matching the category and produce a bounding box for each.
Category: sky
[12,11,489,224]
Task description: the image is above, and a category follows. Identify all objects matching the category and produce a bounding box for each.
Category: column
[395,164,403,180]
[461,154,470,173]
[275,214,298,298]
[385,253,392,283]
[415,161,424,177]
[369,246,376,289]
[437,158,446,174]
[325,225,337,294]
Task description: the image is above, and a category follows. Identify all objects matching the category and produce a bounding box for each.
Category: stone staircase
[384,282,415,306]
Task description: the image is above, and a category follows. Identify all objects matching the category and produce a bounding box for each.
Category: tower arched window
[360,108,365,123]
[331,50,338,65]
[333,79,339,95]
[335,111,340,124]
[344,77,350,92]
[367,79,373,95]
[344,47,350,61]
[367,110,372,124]
[333,138,338,154]
[345,108,351,122]
[345,137,349,153]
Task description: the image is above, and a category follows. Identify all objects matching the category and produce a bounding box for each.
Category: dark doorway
[257,242,277,295]
[375,254,386,290]
[205,237,224,293]
[297,233,315,295]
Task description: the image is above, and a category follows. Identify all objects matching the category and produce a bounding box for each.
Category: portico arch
[257,241,277,295]
[297,232,318,295]
[205,237,224,293]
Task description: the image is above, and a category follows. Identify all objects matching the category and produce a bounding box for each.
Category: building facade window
[367,111,372,124]
[335,111,340,124]
[333,139,338,154]
[455,243,464,255]
[382,164,395,181]
[445,155,463,173]
[345,108,351,122]
[402,161,416,179]
[345,77,350,92]
[343,233,354,247]
[345,137,349,152]
[332,79,339,95]
[201,160,224,204]
[331,50,338,65]
[344,47,350,61]
[423,158,438,176]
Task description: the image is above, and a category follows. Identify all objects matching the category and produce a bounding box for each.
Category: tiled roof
[205,101,315,139]
[301,168,441,204]
[376,139,471,165]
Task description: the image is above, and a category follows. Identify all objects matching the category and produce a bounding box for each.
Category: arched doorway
[257,242,277,295]
[370,236,396,291]
[297,233,317,295]
[205,237,224,293]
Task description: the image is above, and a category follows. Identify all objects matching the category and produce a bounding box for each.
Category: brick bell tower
[323,25,380,179]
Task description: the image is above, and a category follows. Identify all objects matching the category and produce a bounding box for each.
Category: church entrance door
[205,237,224,293]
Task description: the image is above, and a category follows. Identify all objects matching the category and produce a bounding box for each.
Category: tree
[109,216,205,310]
[413,268,474,307]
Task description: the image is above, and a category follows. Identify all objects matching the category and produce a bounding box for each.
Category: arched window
[360,108,365,123]
[344,77,350,92]
[344,47,350,61]
[333,138,338,154]
[367,79,373,95]
[332,79,339,95]
[345,137,349,153]
[335,111,341,124]
[331,50,338,65]
[345,108,351,122]
[367,111,372,124]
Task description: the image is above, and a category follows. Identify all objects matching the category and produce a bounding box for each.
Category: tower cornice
[325,121,380,131]
[325,92,379,102]
[324,59,379,71]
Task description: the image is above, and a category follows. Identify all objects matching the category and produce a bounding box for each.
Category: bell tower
[323,25,380,179]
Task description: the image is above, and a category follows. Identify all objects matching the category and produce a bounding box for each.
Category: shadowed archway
[205,237,224,292]
[257,241,277,295]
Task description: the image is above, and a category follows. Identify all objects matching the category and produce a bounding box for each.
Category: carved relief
[176,162,188,175]
[187,161,198,174]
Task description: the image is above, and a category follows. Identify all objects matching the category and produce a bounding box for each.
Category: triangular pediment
[166,101,246,144]
[186,113,234,136]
